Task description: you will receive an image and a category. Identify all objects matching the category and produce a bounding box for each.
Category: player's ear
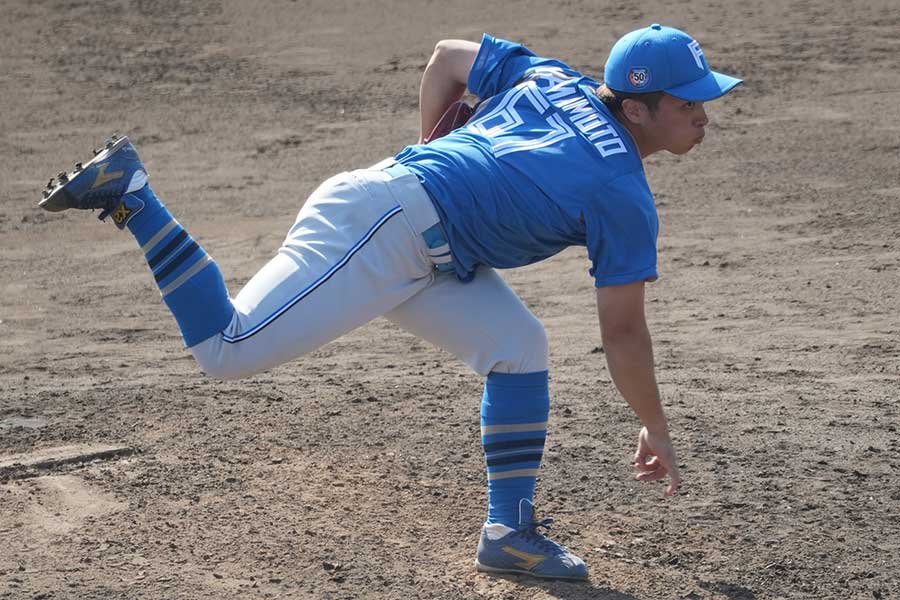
[620,98,649,126]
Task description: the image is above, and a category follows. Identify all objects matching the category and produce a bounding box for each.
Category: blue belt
[382,161,411,179]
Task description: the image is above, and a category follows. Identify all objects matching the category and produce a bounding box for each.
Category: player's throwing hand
[633,426,681,496]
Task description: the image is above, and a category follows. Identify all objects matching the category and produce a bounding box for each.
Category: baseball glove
[424,100,474,144]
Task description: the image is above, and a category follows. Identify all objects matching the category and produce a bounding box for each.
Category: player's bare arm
[596,281,681,496]
[417,39,480,143]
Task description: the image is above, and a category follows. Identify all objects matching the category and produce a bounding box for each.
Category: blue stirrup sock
[481,370,550,528]
[123,185,234,347]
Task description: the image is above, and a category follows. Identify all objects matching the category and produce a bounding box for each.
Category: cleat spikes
[37,134,146,216]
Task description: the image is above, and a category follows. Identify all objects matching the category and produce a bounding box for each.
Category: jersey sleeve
[584,171,660,288]
[468,33,574,99]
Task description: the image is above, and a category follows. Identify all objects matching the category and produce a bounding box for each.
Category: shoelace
[516,517,568,556]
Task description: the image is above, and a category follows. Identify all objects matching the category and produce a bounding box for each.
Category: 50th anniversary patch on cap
[628,67,651,88]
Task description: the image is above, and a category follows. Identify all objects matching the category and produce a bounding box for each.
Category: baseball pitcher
[39,24,741,580]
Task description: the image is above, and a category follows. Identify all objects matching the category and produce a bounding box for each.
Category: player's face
[651,95,709,155]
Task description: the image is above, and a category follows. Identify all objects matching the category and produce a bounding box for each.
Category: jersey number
[467,82,576,157]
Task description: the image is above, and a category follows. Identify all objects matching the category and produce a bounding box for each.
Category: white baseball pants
[190,161,548,379]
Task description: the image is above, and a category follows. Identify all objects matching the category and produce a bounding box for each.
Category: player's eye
[684,101,696,110]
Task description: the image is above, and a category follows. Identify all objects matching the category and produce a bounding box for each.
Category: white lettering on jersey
[469,81,576,157]
[528,68,628,158]
[469,67,629,159]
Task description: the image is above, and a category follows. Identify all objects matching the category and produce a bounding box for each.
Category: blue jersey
[395,34,659,288]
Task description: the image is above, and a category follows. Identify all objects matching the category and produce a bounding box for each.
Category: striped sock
[481,370,550,527]
[126,185,234,347]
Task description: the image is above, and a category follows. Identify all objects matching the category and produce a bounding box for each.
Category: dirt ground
[2,0,899,598]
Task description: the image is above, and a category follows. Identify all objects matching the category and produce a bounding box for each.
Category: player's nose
[695,103,709,128]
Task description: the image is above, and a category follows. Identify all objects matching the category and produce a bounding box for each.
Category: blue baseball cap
[604,24,742,101]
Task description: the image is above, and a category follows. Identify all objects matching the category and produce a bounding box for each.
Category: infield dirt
[1,1,899,598]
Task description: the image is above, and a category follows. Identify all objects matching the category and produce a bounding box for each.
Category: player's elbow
[428,39,479,83]
[431,39,462,59]
[432,39,452,54]
[427,41,455,74]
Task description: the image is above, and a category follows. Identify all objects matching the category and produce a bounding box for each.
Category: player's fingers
[634,448,647,468]
[633,455,659,471]
[635,459,666,479]
[635,467,667,482]
[633,446,647,463]
[665,464,682,496]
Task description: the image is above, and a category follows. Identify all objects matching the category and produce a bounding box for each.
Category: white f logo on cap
[687,40,705,70]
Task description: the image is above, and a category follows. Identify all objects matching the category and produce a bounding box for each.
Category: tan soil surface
[2,1,899,598]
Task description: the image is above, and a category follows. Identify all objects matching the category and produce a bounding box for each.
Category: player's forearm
[418,40,479,143]
[419,71,466,144]
[602,326,669,434]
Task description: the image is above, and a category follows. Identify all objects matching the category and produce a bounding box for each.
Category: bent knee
[488,317,549,375]
[197,361,250,381]
[189,337,267,381]
[192,354,257,381]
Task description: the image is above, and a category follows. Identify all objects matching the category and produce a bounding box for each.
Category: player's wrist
[641,417,669,435]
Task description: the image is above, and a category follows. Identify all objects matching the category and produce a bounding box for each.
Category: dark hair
[596,84,664,116]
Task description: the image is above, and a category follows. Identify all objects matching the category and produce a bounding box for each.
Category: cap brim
[665,70,743,101]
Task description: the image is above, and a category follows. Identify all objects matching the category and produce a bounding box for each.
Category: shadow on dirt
[699,580,757,599]
[480,573,639,599]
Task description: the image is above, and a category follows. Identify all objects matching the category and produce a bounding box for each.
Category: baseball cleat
[39,134,149,226]
[475,499,588,580]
